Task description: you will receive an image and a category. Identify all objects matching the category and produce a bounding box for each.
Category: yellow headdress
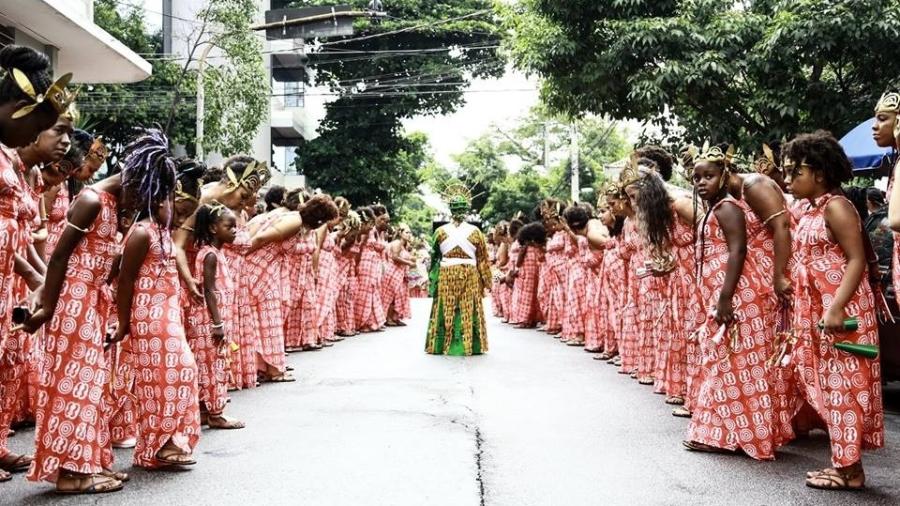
[753,143,778,174]
[8,69,75,119]
[619,152,655,188]
[875,90,900,139]
[442,181,473,210]
[696,141,735,166]
[175,179,199,203]
[225,159,271,194]
[540,199,564,221]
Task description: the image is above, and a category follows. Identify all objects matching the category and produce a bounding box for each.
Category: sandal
[0,469,11,483]
[672,406,692,418]
[665,396,685,405]
[0,452,33,473]
[682,440,738,454]
[100,469,130,483]
[805,468,864,491]
[638,377,654,385]
[155,448,197,467]
[566,340,585,347]
[264,373,296,383]
[56,473,123,495]
[594,354,610,361]
[207,414,246,430]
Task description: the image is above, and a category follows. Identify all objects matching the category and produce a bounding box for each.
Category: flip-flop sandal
[265,374,296,383]
[805,471,864,491]
[682,440,738,454]
[0,453,33,473]
[672,407,692,418]
[156,451,197,466]
[395,321,407,327]
[593,354,608,361]
[638,378,654,385]
[207,415,246,430]
[665,397,685,405]
[56,474,124,495]
[101,469,130,483]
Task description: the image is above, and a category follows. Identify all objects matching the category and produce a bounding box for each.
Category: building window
[284,81,304,108]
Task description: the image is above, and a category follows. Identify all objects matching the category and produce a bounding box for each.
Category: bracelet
[211,322,224,329]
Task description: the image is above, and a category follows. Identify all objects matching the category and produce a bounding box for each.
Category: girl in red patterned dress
[508,222,546,328]
[596,198,625,361]
[276,193,340,350]
[539,200,567,336]
[499,218,524,324]
[354,207,389,332]
[559,205,595,347]
[624,162,697,405]
[111,131,204,470]
[190,203,245,430]
[683,144,777,460]
[615,204,642,375]
[0,48,69,479]
[335,208,362,337]
[383,224,415,326]
[785,132,884,491]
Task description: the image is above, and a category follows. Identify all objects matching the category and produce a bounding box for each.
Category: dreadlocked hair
[563,205,590,232]
[633,168,674,256]
[300,195,339,229]
[194,201,231,247]
[120,128,177,224]
[635,145,674,181]
[517,222,547,246]
[175,156,206,201]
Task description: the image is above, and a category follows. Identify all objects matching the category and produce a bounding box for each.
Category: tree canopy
[293,0,503,208]
[501,0,900,151]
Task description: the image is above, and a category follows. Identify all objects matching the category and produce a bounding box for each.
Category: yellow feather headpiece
[9,69,75,119]
[224,159,271,194]
[540,199,564,220]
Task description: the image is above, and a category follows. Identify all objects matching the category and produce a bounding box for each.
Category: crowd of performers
[0,45,421,494]
[489,89,900,491]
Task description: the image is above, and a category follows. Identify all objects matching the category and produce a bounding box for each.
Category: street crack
[474,426,486,506]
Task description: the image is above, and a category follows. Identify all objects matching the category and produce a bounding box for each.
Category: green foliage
[84,0,196,163]
[501,0,900,152]
[437,105,627,223]
[201,0,269,155]
[393,192,434,237]
[293,0,503,209]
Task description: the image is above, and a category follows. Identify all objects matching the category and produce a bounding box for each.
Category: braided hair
[194,201,232,247]
[174,156,206,202]
[0,45,53,106]
[120,128,177,224]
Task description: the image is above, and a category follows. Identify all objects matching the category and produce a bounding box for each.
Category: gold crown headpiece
[679,144,699,179]
[442,181,473,207]
[7,69,76,119]
[696,141,735,165]
[874,91,900,114]
[84,137,108,170]
[206,200,227,217]
[753,143,778,174]
[225,159,271,194]
[619,152,655,188]
[540,199,564,220]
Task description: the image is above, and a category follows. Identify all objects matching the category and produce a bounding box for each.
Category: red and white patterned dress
[124,222,200,468]
[335,242,359,335]
[599,238,624,355]
[44,184,69,262]
[791,194,883,468]
[188,245,234,416]
[29,186,119,482]
[617,218,642,373]
[317,231,341,339]
[283,229,319,347]
[0,146,27,460]
[354,229,387,331]
[542,231,567,333]
[561,236,592,342]
[382,245,412,321]
[685,197,777,460]
[661,209,696,400]
[492,241,514,320]
[243,212,287,373]
[225,227,257,389]
[509,243,542,326]
[582,239,605,351]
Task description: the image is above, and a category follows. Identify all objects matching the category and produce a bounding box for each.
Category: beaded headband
[7,69,75,119]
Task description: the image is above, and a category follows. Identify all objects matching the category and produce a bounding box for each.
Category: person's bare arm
[743,176,792,298]
[713,201,747,325]
[822,197,867,331]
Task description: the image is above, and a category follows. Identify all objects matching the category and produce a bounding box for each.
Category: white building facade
[0,0,152,83]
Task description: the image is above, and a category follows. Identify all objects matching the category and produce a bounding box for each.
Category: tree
[293,0,503,209]
[83,0,196,164]
[85,0,267,162]
[480,167,548,224]
[500,0,900,152]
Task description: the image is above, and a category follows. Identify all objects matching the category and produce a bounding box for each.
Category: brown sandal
[0,452,33,473]
[682,440,739,454]
[805,468,864,491]
[156,448,196,466]
[56,473,123,495]
[207,414,246,430]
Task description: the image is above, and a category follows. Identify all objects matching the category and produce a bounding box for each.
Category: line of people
[490,90,900,491]
[0,45,418,495]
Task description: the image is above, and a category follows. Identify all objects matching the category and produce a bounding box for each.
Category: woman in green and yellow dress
[425,193,492,356]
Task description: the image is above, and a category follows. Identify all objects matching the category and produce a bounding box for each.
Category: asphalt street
[4,297,900,505]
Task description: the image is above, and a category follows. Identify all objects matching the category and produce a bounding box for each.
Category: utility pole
[195,42,215,161]
[570,123,579,203]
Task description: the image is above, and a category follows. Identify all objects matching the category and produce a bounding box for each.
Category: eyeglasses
[782,161,813,178]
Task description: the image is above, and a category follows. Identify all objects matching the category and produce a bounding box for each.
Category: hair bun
[0,45,50,73]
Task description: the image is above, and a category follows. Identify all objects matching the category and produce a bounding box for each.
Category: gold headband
[175,179,199,203]
[540,200,564,220]
[619,153,654,188]
[753,143,778,174]
[8,69,75,119]
[696,141,735,165]
[206,200,227,216]
[224,159,271,194]
[874,91,900,114]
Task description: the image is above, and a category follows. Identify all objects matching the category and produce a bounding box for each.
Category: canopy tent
[839,118,893,172]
